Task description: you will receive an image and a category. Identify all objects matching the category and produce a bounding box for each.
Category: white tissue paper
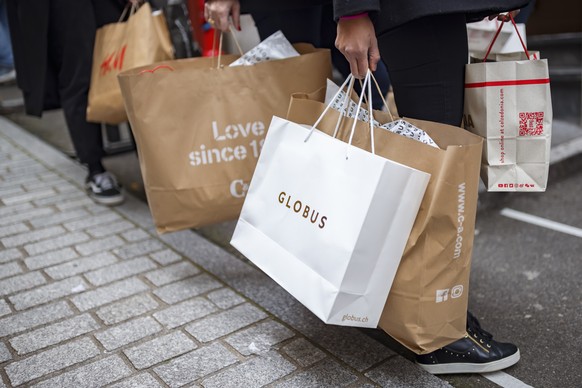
[229,30,300,67]
[324,79,439,148]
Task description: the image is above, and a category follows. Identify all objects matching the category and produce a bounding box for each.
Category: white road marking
[481,371,534,388]
[500,208,582,238]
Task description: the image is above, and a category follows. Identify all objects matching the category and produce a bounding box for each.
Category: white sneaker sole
[88,192,125,206]
[417,349,520,375]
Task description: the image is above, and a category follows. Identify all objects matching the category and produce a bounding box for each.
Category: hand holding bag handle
[483,13,531,61]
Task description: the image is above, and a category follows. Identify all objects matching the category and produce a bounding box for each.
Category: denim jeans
[0,0,14,70]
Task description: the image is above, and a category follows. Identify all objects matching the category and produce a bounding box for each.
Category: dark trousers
[47,0,123,168]
[377,14,468,126]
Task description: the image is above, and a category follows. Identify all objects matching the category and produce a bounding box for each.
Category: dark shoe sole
[416,349,520,374]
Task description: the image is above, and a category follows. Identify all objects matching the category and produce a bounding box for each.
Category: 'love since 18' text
[189,120,265,166]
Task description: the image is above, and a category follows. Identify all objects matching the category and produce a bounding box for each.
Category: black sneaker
[416,312,520,374]
[85,172,124,206]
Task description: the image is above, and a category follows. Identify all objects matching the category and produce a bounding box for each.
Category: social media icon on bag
[435,289,449,303]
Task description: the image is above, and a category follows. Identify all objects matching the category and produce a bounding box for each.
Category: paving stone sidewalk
[0,117,449,387]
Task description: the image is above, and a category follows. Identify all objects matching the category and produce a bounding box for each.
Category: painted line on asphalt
[481,371,533,388]
[500,208,582,238]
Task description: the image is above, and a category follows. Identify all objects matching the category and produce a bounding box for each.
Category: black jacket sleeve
[333,0,380,20]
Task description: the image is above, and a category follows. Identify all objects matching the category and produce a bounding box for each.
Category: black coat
[333,0,531,33]
[6,0,126,117]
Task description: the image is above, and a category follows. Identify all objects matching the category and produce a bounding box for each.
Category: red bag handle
[138,65,175,75]
[483,13,531,62]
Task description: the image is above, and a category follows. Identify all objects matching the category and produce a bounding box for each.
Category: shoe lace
[93,172,118,191]
[467,312,493,346]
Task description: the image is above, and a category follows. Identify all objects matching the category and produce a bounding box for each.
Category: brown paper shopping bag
[464,15,552,192]
[87,2,174,124]
[118,44,331,233]
[287,86,483,354]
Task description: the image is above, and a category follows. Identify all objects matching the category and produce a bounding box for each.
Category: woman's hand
[205,0,241,32]
[335,15,380,79]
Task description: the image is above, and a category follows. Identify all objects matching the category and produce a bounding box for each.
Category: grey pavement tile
[153,343,238,388]
[145,261,200,286]
[149,249,182,266]
[112,239,166,260]
[5,337,100,386]
[1,225,65,247]
[44,252,118,280]
[0,261,22,280]
[9,313,100,355]
[75,235,125,256]
[0,186,25,198]
[85,257,157,286]
[225,319,295,356]
[0,342,11,363]
[202,351,296,388]
[274,359,358,388]
[1,188,55,206]
[32,355,132,388]
[0,202,33,218]
[185,303,269,343]
[94,316,162,351]
[0,248,22,263]
[87,219,134,238]
[0,271,46,297]
[97,294,159,325]
[0,208,55,225]
[9,276,88,310]
[32,191,86,207]
[0,222,29,238]
[153,298,218,329]
[71,277,150,311]
[29,209,89,229]
[63,212,121,231]
[280,307,396,372]
[24,231,90,256]
[207,288,246,310]
[121,228,150,242]
[124,331,197,369]
[54,196,94,211]
[0,298,11,317]
[24,247,78,270]
[153,273,222,304]
[365,356,452,388]
[282,338,327,368]
[0,301,73,337]
[109,373,164,388]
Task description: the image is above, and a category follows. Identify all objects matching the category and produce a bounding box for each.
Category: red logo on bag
[519,112,544,136]
[100,45,127,76]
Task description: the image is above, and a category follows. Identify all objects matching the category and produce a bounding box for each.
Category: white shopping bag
[464,15,552,192]
[231,73,430,327]
[467,18,527,55]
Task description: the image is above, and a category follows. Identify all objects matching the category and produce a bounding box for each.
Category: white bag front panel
[465,58,551,191]
[231,116,429,327]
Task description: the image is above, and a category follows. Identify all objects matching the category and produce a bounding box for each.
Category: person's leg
[377,14,467,126]
[48,0,123,205]
[377,14,519,375]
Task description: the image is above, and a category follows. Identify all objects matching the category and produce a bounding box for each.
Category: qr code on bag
[519,112,544,136]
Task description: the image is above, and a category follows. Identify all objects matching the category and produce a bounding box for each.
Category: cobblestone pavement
[0,117,451,387]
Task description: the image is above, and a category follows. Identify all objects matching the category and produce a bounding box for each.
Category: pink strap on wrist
[340,12,368,21]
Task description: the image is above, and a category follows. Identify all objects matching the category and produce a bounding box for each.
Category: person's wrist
[339,12,369,21]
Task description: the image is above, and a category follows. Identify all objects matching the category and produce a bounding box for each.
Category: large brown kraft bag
[87,2,174,124]
[287,87,483,354]
[118,44,331,233]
